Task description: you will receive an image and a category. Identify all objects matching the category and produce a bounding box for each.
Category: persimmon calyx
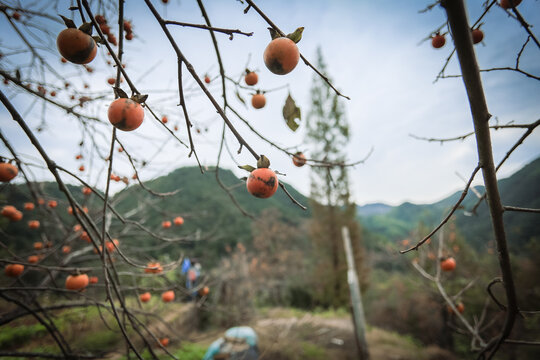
[79,22,93,35]
[267,27,281,40]
[131,94,148,104]
[238,165,256,173]
[114,87,128,99]
[257,155,270,168]
[286,27,304,43]
[59,15,76,29]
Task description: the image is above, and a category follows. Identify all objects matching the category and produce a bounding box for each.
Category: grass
[72,329,122,352]
[116,342,207,360]
[258,306,350,319]
[174,342,208,360]
[0,323,48,348]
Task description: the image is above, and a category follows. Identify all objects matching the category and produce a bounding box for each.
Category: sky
[1,0,539,207]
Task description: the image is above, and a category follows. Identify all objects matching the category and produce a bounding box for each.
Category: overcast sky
[1,0,539,207]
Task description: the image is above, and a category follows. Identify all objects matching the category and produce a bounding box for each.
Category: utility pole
[342,226,370,360]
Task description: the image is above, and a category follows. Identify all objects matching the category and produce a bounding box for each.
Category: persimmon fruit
[263,37,300,75]
[5,264,24,277]
[247,168,278,198]
[82,187,92,195]
[245,71,258,86]
[28,255,39,264]
[28,220,40,229]
[24,202,35,211]
[199,286,210,296]
[57,28,97,65]
[447,302,465,314]
[440,257,456,272]
[173,216,184,226]
[161,290,175,302]
[145,262,163,274]
[140,292,151,303]
[292,152,307,167]
[107,77,115,85]
[34,242,43,250]
[500,0,522,8]
[62,245,71,254]
[472,29,484,44]
[65,274,89,290]
[162,221,172,229]
[251,93,266,109]
[108,98,145,131]
[11,210,23,221]
[48,200,57,208]
[89,276,98,284]
[0,162,18,182]
[431,34,446,49]
[204,75,210,84]
[2,205,22,221]
[105,239,118,253]
[159,338,169,347]
[80,231,91,243]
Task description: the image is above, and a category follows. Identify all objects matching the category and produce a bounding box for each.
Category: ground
[0,301,457,360]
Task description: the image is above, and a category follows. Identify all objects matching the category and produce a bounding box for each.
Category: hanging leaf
[238,165,255,173]
[282,93,301,132]
[59,15,77,29]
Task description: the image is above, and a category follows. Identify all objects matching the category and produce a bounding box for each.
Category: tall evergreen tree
[306,47,366,308]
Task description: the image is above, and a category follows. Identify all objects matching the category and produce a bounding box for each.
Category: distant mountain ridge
[357,157,540,251]
[2,158,538,259]
[0,167,310,259]
[356,203,392,217]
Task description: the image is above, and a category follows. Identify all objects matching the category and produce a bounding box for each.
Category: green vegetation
[0,323,48,348]
[116,342,207,360]
[174,342,208,360]
[358,156,540,251]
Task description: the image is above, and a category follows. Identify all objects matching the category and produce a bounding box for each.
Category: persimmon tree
[404,1,540,359]
[0,0,360,359]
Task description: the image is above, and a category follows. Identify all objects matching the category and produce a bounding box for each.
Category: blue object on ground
[202,326,259,360]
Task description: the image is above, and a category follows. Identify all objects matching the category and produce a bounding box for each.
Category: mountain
[356,203,392,217]
[0,167,310,260]
[358,157,540,251]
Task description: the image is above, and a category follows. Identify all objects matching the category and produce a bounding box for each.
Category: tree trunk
[442,1,519,358]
